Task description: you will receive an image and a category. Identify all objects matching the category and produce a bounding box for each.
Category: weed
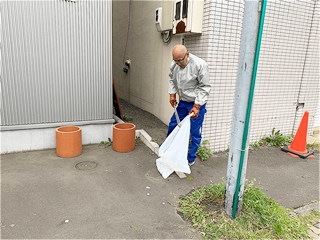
[178,180,319,239]
[135,136,140,141]
[250,140,261,147]
[196,140,213,161]
[151,138,158,142]
[306,142,320,151]
[122,115,133,121]
[101,138,112,147]
[251,128,293,148]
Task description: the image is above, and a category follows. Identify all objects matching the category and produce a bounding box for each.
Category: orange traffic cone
[281,111,314,159]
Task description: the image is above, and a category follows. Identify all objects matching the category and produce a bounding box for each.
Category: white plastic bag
[156,115,192,179]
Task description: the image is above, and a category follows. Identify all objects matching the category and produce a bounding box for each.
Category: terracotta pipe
[113,123,136,152]
[56,126,82,158]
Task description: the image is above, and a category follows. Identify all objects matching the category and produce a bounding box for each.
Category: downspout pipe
[113,115,125,123]
[232,0,267,219]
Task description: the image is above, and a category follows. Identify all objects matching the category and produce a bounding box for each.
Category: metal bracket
[259,0,262,12]
[296,102,305,110]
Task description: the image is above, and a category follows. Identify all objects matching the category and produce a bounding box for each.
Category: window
[182,0,188,18]
[175,1,181,20]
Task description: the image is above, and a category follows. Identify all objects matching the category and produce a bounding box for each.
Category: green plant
[101,138,112,147]
[151,138,158,142]
[306,142,320,151]
[135,136,140,141]
[196,140,213,161]
[253,128,293,148]
[122,115,133,121]
[178,180,319,239]
[250,140,261,147]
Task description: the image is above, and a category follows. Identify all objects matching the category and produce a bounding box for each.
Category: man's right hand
[170,94,177,107]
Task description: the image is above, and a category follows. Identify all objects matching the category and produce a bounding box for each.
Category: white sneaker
[188,161,195,166]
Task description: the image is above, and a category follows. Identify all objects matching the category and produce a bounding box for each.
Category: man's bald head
[172,45,187,56]
[172,45,189,68]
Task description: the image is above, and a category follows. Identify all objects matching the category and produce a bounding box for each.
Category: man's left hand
[189,104,201,118]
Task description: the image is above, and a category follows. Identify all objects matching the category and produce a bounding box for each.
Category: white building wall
[112,0,182,125]
[185,0,245,152]
[185,0,319,152]
[315,99,320,127]
[252,0,319,140]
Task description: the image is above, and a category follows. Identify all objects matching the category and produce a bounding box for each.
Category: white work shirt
[168,53,211,106]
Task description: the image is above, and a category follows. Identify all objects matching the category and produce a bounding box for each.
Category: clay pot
[56,126,82,158]
[113,123,136,152]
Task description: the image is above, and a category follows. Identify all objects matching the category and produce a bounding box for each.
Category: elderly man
[167,44,211,166]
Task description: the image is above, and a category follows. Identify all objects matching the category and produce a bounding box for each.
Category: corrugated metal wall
[1,0,113,127]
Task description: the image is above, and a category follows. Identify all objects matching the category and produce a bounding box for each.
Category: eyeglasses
[174,53,187,63]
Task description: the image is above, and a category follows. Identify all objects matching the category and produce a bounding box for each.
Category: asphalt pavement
[1,129,319,239]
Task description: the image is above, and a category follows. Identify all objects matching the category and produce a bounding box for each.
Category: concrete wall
[0,123,113,154]
[112,0,182,125]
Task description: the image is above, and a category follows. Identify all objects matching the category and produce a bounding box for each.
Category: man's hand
[170,94,177,107]
[189,104,201,118]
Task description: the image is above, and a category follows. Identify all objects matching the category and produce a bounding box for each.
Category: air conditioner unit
[155,1,174,32]
[173,0,204,35]
[155,7,163,32]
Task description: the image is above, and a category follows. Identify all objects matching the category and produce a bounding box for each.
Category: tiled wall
[253,0,319,140]
[185,0,319,152]
[185,0,245,152]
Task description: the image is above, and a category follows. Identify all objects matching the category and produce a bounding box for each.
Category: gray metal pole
[224,0,262,217]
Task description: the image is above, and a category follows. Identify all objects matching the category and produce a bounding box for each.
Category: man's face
[173,52,189,68]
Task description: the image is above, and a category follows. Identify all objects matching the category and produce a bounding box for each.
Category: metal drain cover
[75,161,97,170]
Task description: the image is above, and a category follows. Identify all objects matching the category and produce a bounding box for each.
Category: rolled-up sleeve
[195,63,211,106]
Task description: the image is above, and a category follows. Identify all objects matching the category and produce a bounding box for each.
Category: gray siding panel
[1,0,113,126]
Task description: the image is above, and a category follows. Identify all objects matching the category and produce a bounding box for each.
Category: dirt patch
[177,200,225,229]
[119,98,168,129]
[119,98,169,144]
[202,198,224,214]
[177,188,225,225]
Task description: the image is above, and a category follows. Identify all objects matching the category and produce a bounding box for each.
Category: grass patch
[306,142,320,151]
[178,180,319,239]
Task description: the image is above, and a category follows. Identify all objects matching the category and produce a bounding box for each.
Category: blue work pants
[167,100,206,162]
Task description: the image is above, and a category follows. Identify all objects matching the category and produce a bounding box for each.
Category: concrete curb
[293,201,320,215]
[292,201,320,239]
[136,129,159,156]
